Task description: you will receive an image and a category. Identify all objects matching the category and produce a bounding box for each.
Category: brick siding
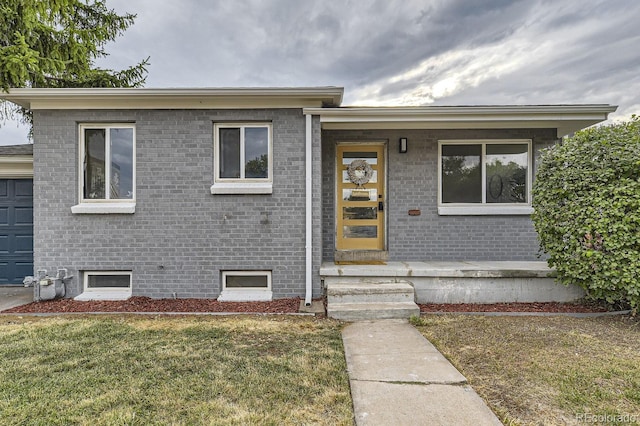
[32,109,322,299]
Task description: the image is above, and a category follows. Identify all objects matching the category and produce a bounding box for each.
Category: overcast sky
[2,0,639,145]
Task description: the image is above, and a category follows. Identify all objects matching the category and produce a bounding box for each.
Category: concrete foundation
[321,261,585,304]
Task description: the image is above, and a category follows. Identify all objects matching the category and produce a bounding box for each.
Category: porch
[321,261,585,320]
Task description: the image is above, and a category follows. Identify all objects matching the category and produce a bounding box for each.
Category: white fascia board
[304,105,618,136]
[2,87,344,110]
[0,155,33,178]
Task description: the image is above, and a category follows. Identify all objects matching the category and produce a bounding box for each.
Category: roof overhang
[1,87,344,110]
[303,105,618,138]
[0,155,33,178]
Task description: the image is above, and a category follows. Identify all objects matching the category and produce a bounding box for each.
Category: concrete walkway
[342,319,502,425]
[0,286,33,312]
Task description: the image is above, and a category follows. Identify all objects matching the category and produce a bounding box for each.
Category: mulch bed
[3,297,614,315]
[419,302,610,313]
[3,296,301,314]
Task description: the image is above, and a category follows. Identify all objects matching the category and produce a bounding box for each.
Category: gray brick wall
[321,128,558,261]
[32,108,321,299]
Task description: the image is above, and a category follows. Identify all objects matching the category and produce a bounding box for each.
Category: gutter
[304,114,313,306]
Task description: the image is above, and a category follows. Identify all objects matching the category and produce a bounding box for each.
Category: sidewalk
[342,319,502,426]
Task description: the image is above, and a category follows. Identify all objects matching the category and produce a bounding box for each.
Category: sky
[2,0,640,145]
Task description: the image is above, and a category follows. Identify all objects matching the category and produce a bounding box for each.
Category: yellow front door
[336,144,385,251]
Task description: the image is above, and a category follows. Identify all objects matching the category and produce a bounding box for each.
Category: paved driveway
[0,286,33,311]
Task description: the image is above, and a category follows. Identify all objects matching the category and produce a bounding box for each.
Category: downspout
[304,113,313,306]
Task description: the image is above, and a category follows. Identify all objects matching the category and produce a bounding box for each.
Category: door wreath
[347,159,373,187]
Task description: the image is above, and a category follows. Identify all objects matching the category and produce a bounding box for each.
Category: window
[438,140,533,215]
[74,271,132,301]
[72,124,136,214]
[218,271,272,302]
[212,123,273,194]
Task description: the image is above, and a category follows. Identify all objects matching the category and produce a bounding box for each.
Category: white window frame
[72,123,136,214]
[74,271,132,301]
[211,123,273,194]
[218,270,273,302]
[438,139,533,215]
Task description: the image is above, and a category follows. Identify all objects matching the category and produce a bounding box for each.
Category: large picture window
[438,140,532,215]
[212,123,272,194]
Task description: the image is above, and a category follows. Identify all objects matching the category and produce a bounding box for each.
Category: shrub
[532,116,640,311]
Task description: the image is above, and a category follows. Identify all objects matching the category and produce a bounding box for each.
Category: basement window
[74,271,132,301]
[218,271,272,302]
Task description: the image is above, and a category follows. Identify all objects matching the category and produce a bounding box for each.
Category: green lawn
[412,315,640,425]
[0,315,353,425]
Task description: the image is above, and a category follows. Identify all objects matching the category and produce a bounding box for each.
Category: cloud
[342,0,640,120]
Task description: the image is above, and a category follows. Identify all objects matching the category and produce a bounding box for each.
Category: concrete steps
[326,280,420,321]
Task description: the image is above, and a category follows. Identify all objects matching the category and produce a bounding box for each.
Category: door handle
[378,201,384,211]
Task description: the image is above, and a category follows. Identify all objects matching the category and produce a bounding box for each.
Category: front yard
[4,312,640,425]
[0,315,353,425]
[413,315,640,425]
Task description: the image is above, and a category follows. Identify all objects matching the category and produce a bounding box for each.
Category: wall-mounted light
[399,137,408,153]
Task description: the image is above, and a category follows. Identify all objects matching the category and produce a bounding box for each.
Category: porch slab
[321,260,555,278]
[321,261,585,304]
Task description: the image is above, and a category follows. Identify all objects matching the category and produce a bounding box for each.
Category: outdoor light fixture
[399,137,408,153]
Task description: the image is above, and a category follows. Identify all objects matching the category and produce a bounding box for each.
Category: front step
[328,302,420,321]
[326,280,420,320]
[327,281,416,304]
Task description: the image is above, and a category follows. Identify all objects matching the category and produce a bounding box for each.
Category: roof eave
[303,105,618,137]
[1,87,344,110]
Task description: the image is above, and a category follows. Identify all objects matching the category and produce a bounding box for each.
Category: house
[0,88,616,318]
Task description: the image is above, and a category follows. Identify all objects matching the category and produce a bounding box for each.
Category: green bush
[532,116,640,311]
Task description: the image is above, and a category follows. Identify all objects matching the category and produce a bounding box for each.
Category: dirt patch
[3,296,301,314]
[419,301,609,313]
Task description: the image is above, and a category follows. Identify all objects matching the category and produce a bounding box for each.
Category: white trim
[438,205,534,215]
[219,271,273,302]
[210,182,273,194]
[71,202,136,214]
[213,123,273,193]
[2,87,344,110]
[438,139,532,215]
[75,271,132,301]
[78,123,136,205]
[303,105,617,137]
[0,156,33,178]
[217,289,273,302]
[304,113,312,306]
[74,290,132,301]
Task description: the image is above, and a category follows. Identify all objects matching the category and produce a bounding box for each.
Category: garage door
[0,179,33,285]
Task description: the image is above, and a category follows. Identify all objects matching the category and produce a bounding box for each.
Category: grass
[0,315,353,425]
[411,315,640,425]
